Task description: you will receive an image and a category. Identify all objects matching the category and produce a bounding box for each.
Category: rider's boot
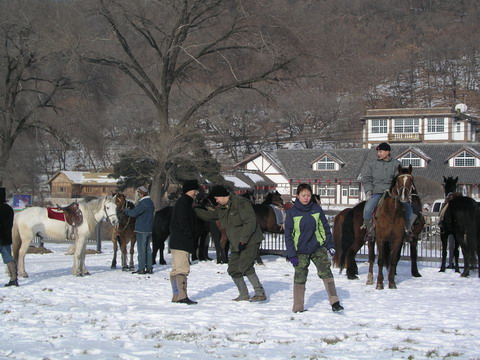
[364,219,375,242]
[404,213,418,243]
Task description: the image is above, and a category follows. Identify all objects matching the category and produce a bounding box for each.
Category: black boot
[332,301,344,312]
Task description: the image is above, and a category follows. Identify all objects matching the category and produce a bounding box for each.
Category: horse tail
[334,208,354,272]
[332,211,344,269]
[11,218,21,263]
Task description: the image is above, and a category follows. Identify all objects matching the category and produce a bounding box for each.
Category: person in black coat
[0,187,18,287]
[169,179,199,305]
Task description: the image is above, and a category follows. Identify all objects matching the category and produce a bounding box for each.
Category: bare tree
[79,0,299,207]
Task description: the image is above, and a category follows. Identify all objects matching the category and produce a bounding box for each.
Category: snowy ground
[1,242,479,360]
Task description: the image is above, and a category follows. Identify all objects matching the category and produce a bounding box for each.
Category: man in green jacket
[194,185,267,302]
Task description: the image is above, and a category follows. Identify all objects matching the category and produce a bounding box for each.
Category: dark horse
[439,176,480,277]
[111,193,136,271]
[333,178,424,282]
[253,191,285,233]
[368,164,418,289]
[152,206,173,265]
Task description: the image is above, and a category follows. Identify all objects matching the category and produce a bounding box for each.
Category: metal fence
[260,215,460,268]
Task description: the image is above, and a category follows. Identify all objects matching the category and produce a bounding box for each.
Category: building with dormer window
[234,106,480,205]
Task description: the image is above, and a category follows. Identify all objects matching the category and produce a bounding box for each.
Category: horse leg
[111,234,118,269]
[375,242,385,290]
[453,241,460,273]
[439,231,449,272]
[129,238,136,270]
[159,235,167,265]
[388,244,402,289]
[13,227,30,278]
[409,241,421,277]
[346,248,359,280]
[73,237,89,276]
[458,233,470,277]
[121,238,129,271]
[366,241,375,285]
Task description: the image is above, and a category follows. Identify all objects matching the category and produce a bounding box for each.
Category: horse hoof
[389,284,397,289]
[84,272,91,276]
[347,275,359,280]
[111,265,117,269]
[122,267,129,272]
[375,284,384,290]
[160,261,167,265]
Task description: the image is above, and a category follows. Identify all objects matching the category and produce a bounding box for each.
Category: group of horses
[10,169,480,286]
[333,167,480,290]
[111,190,286,271]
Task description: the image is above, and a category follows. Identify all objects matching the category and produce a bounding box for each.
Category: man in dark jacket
[0,187,18,287]
[169,179,199,305]
[194,185,267,302]
[124,186,155,274]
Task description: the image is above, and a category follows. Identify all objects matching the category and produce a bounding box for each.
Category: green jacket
[194,194,263,252]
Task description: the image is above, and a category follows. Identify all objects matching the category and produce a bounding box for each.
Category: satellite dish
[455,103,468,113]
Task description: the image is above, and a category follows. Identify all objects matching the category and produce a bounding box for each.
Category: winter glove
[238,242,247,251]
[365,191,372,201]
[289,256,299,267]
[328,248,336,257]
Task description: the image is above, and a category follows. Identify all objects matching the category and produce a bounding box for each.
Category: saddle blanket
[46,208,66,222]
[270,204,286,226]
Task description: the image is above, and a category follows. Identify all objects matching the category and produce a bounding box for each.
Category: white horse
[12,196,119,277]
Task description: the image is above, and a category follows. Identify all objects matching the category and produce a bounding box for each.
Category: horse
[12,196,119,277]
[333,191,424,281]
[439,176,480,277]
[151,206,173,265]
[253,190,285,233]
[367,164,418,289]
[111,193,136,271]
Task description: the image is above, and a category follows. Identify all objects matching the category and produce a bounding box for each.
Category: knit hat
[210,185,230,197]
[376,142,391,151]
[137,186,149,195]
[182,179,199,193]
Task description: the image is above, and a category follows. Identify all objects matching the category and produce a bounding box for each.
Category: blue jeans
[364,193,413,224]
[0,244,14,264]
[136,232,153,271]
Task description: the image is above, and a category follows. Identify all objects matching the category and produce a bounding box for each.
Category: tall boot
[170,275,179,302]
[175,274,197,305]
[232,276,250,301]
[323,278,343,312]
[247,273,267,302]
[292,283,306,313]
[404,213,418,243]
[5,261,19,287]
[364,219,374,242]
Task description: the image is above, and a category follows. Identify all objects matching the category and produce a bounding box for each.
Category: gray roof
[262,143,480,185]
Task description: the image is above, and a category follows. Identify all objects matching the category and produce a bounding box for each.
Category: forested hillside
[2,0,480,203]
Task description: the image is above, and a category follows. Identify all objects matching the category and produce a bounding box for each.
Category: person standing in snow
[284,183,343,313]
[169,179,200,305]
[194,185,267,302]
[0,187,18,287]
[124,186,155,275]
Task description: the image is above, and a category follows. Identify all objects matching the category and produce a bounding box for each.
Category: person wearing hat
[169,179,200,305]
[124,186,155,274]
[361,142,415,242]
[194,185,267,302]
[0,187,18,287]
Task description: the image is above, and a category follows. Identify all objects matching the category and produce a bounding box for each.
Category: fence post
[96,222,102,253]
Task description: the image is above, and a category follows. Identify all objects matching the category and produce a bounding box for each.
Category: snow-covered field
[1,242,479,360]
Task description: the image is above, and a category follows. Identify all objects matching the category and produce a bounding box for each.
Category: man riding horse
[361,142,417,242]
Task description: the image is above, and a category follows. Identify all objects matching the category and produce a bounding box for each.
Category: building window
[85,186,93,193]
[316,156,336,170]
[454,151,475,167]
[372,119,387,134]
[349,187,359,197]
[400,152,421,167]
[319,186,335,197]
[427,118,444,133]
[394,118,419,133]
[456,122,461,132]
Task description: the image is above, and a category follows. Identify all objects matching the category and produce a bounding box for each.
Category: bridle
[114,194,133,231]
[389,174,415,203]
[103,199,119,225]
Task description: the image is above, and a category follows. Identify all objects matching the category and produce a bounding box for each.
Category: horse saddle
[47,202,84,227]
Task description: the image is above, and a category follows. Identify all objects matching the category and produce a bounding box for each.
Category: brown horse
[111,193,136,271]
[367,164,418,289]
